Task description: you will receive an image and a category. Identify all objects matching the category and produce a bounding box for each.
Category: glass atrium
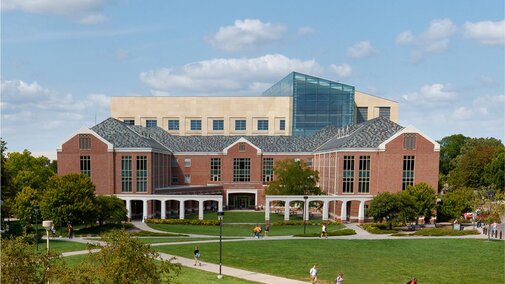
[263,72,355,136]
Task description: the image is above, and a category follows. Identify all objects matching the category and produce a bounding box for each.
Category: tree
[40,174,98,227]
[368,192,401,229]
[438,187,475,220]
[64,230,181,283]
[404,183,437,224]
[438,134,469,176]
[1,138,11,217]
[96,195,128,226]
[12,187,41,226]
[265,159,322,195]
[483,147,505,192]
[448,138,504,190]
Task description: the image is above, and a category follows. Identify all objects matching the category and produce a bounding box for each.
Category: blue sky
[1,0,504,159]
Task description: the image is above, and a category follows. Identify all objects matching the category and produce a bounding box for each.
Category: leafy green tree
[96,195,128,226]
[448,138,504,190]
[368,192,401,229]
[438,187,475,220]
[12,187,41,226]
[40,174,98,227]
[1,237,60,284]
[65,230,181,283]
[438,134,469,176]
[1,138,11,217]
[404,183,437,224]
[265,159,321,195]
[483,147,505,192]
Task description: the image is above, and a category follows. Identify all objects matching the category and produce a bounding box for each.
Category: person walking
[336,272,344,284]
[321,224,327,238]
[67,223,73,239]
[194,246,201,266]
[309,264,318,284]
[264,224,270,237]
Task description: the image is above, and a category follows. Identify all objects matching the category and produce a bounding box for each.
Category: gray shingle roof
[89,117,404,153]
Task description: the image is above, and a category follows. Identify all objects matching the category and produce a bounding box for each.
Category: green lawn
[32,239,88,253]
[184,211,313,223]
[147,222,343,237]
[137,237,219,244]
[155,239,505,284]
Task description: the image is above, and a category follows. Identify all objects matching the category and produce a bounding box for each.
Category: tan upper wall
[111,96,293,136]
[355,91,399,123]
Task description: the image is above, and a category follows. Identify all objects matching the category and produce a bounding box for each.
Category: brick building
[57,116,439,221]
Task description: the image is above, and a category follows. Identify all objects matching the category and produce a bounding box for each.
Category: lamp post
[42,220,53,254]
[217,211,224,279]
[32,205,39,253]
[303,196,308,235]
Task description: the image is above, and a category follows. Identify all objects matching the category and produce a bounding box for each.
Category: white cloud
[329,64,352,78]
[463,20,505,45]
[297,26,314,36]
[396,18,458,61]
[401,83,456,103]
[2,0,110,24]
[451,106,473,120]
[208,19,286,52]
[347,41,378,59]
[140,54,328,95]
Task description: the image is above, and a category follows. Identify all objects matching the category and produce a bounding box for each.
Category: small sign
[453,224,461,231]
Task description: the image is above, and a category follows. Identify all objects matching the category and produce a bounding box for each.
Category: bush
[75,223,134,236]
[362,224,398,234]
[146,218,219,226]
[413,228,480,236]
[294,228,356,237]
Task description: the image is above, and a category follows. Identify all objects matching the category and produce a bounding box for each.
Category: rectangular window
[356,107,368,124]
[279,120,286,131]
[343,156,354,193]
[379,107,391,120]
[235,120,246,131]
[402,155,415,190]
[168,120,179,130]
[358,156,370,193]
[184,158,191,167]
[121,156,132,192]
[233,158,251,182]
[263,158,274,182]
[190,120,202,130]
[403,133,417,150]
[210,158,221,181]
[171,158,179,167]
[146,120,157,128]
[306,158,313,167]
[171,175,178,183]
[184,174,191,184]
[136,156,147,192]
[213,120,224,131]
[123,119,135,125]
[80,156,91,177]
[257,120,269,131]
[79,134,91,150]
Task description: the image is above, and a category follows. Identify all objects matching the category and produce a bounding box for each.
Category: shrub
[362,224,398,234]
[294,229,356,237]
[145,218,219,226]
[74,223,133,237]
[413,228,480,236]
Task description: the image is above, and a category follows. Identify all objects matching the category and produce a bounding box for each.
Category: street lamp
[217,211,224,279]
[32,205,39,253]
[303,196,308,235]
[42,220,53,254]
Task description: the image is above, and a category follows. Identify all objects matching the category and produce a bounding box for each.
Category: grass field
[137,237,219,244]
[147,222,343,237]
[184,211,314,223]
[32,239,88,253]
[155,238,505,284]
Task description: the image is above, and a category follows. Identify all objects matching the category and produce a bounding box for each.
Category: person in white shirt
[309,264,318,283]
[336,272,344,284]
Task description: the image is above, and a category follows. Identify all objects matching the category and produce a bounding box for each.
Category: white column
[198,200,204,220]
[322,201,329,221]
[161,200,166,219]
[284,200,290,221]
[126,199,131,220]
[358,200,366,222]
[218,200,223,212]
[142,199,148,222]
[265,199,270,221]
[304,199,310,221]
[179,200,185,219]
[340,200,347,222]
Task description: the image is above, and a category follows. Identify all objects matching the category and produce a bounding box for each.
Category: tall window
[379,107,391,119]
[343,156,354,193]
[80,156,91,177]
[358,156,370,193]
[263,158,274,182]
[402,155,415,190]
[213,120,224,131]
[184,174,191,184]
[306,158,313,167]
[257,120,269,130]
[279,120,286,131]
[235,120,246,131]
[190,120,202,130]
[123,119,135,125]
[356,107,368,124]
[146,120,157,128]
[121,156,132,192]
[136,156,147,192]
[168,120,179,130]
[79,134,91,150]
[210,158,221,181]
[171,158,179,167]
[184,158,191,167]
[403,133,416,150]
[233,158,251,182]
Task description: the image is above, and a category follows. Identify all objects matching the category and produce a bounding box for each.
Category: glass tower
[263,72,355,136]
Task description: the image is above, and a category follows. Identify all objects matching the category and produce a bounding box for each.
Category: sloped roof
[89,117,404,153]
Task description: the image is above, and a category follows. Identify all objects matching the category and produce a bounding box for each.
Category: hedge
[145,218,219,226]
[361,224,398,234]
[293,228,356,237]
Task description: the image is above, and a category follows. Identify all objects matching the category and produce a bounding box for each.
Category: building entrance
[228,193,255,209]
